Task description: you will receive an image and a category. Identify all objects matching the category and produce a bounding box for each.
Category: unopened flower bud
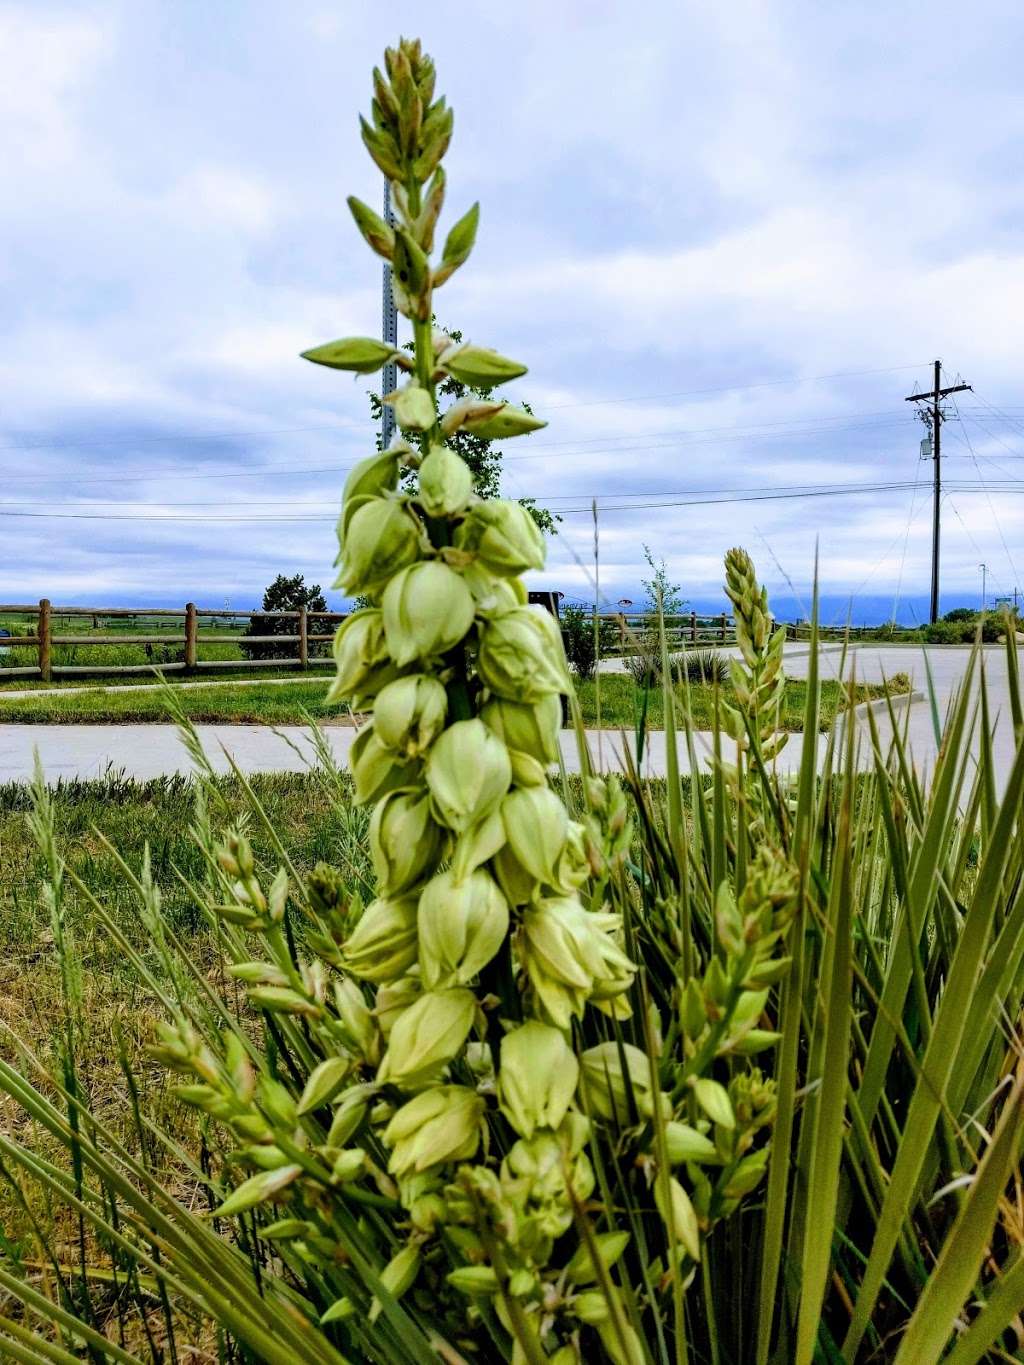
[446,1266,500,1296]
[654,1176,701,1261]
[418,444,473,517]
[382,561,475,666]
[383,1084,484,1175]
[458,402,546,441]
[426,718,511,832]
[388,381,435,432]
[664,1121,719,1166]
[333,978,378,1061]
[335,498,421,596]
[418,869,509,988]
[481,693,562,765]
[302,335,399,374]
[378,988,477,1090]
[373,674,448,756]
[368,1245,421,1323]
[492,841,538,907]
[369,789,447,895]
[477,608,570,701]
[497,1021,578,1138]
[342,895,419,983]
[578,1041,663,1124]
[501,787,568,886]
[349,724,418,805]
[343,449,400,506]
[440,344,528,388]
[327,609,398,707]
[455,501,545,577]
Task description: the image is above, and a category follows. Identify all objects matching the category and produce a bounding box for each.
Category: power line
[0,363,931,454]
[5,477,1021,522]
[951,395,1020,591]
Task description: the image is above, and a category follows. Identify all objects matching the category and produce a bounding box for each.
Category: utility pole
[905,359,972,623]
[380,180,398,449]
[979,562,987,611]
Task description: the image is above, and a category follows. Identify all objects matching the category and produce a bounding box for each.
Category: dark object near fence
[242,574,330,661]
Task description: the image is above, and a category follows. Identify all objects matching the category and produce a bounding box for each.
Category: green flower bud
[481,694,562,765]
[342,894,419,983]
[654,1176,701,1261]
[330,1149,367,1183]
[369,789,446,895]
[455,501,545,577]
[326,1086,373,1146]
[554,820,590,894]
[388,381,436,431]
[446,1266,500,1297]
[373,674,448,756]
[492,841,538,907]
[664,1121,719,1166]
[574,1290,611,1325]
[333,978,379,1062]
[335,498,421,596]
[302,335,399,374]
[578,1041,662,1124]
[297,1056,351,1115]
[440,344,527,388]
[327,609,399,707]
[342,450,400,509]
[692,1078,735,1129]
[449,807,506,881]
[383,1084,484,1175]
[418,869,509,988]
[460,402,546,441]
[563,1231,630,1285]
[382,561,475,666]
[426,718,511,833]
[497,1021,578,1139]
[349,724,419,805]
[378,988,477,1090]
[519,900,634,1029]
[369,1244,421,1323]
[477,608,570,701]
[374,975,421,1038]
[501,787,568,886]
[346,194,395,259]
[418,444,473,517]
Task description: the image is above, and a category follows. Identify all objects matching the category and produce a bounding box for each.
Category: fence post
[721,611,728,642]
[299,606,308,669]
[185,602,197,673]
[38,599,51,681]
[690,610,697,642]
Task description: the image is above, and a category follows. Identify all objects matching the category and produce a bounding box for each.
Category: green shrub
[560,603,598,681]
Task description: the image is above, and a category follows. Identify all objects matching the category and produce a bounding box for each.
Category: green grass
[574,671,911,731]
[0,671,911,727]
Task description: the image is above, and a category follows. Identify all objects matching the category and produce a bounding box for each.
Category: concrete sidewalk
[0,645,1017,790]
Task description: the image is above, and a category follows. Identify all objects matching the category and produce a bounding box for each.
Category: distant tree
[242,573,328,660]
[369,324,560,535]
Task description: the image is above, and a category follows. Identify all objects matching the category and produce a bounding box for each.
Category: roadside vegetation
[0,669,909,728]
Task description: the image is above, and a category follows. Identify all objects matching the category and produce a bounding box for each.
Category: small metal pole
[381,180,398,449]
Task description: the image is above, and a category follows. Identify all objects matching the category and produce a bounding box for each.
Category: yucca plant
[3,35,1024,1365]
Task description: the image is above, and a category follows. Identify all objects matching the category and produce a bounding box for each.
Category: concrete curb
[850,688,925,719]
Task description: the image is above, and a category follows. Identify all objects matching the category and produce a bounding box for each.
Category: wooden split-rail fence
[0,600,745,684]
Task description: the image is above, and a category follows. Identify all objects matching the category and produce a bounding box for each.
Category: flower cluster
[147,40,800,1361]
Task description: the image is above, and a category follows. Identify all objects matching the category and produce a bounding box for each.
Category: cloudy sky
[3,1,1024,620]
